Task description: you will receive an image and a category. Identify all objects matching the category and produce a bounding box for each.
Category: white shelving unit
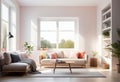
[101,4,112,69]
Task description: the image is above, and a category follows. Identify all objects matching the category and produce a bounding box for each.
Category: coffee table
[53,60,73,73]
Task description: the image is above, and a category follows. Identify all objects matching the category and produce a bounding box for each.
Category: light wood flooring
[0,68,120,82]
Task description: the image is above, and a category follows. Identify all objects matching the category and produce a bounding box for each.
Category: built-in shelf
[102,27,111,31]
[103,38,111,41]
[103,17,111,23]
[102,9,111,16]
[101,4,111,69]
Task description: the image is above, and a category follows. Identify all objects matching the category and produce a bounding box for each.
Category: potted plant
[106,28,120,73]
[92,51,97,58]
[102,31,110,38]
[24,42,33,55]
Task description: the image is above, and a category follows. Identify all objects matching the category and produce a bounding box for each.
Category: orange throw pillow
[76,51,85,58]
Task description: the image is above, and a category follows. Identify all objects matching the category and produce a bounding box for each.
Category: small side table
[90,58,97,67]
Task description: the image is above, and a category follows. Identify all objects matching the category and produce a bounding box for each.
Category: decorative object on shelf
[102,31,110,37]
[24,42,33,55]
[105,28,120,73]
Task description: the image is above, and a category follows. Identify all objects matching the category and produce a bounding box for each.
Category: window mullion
[56,21,59,49]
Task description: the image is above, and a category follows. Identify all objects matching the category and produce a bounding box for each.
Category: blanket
[20,58,37,72]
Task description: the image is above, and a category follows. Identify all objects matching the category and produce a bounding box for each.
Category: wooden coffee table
[53,60,73,73]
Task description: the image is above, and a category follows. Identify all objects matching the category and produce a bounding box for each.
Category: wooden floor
[0,68,120,82]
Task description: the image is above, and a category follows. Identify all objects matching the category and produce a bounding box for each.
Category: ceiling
[16,0,99,6]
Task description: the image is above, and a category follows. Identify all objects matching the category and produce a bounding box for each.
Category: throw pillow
[19,52,29,59]
[10,53,21,63]
[56,51,64,58]
[40,53,46,59]
[50,53,57,59]
[46,53,50,59]
[77,51,85,58]
[69,51,77,59]
[3,52,12,65]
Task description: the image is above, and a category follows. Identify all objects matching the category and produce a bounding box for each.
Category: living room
[0,0,120,82]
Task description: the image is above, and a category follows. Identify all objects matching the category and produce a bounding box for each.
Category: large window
[40,18,76,49]
[10,9,16,50]
[1,3,9,50]
[1,3,16,51]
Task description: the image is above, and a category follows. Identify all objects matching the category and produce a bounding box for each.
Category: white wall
[20,6,97,54]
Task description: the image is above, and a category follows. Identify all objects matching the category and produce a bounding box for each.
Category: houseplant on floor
[106,28,120,73]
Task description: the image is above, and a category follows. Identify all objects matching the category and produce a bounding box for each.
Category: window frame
[38,17,79,50]
[1,3,17,51]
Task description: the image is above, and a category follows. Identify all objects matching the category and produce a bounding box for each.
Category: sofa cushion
[19,52,29,59]
[3,52,12,65]
[56,51,64,58]
[50,53,57,59]
[40,53,46,59]
[76,51,85,58]
[69,51,78,59]
[2,62,30,72]
[10,53,21,63]
[46,53,50,59]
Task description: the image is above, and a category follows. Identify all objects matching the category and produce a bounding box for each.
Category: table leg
[68,63,72,73]
[53,63,57,73]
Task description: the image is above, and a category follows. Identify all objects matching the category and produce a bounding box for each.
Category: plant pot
[117,64,120,73]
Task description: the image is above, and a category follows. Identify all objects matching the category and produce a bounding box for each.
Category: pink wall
[20,6,97,55]
[0,0,1,50]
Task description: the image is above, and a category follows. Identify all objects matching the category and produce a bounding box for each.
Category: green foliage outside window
[40,38,74,48]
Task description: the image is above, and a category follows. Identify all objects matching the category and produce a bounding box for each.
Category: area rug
[26,68,106,78]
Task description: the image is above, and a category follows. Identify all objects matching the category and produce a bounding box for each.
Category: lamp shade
[9,32,14,38]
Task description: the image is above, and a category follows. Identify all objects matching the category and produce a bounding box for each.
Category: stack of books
[56,60,65,63]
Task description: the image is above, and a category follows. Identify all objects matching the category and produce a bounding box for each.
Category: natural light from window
[40,19,75,49]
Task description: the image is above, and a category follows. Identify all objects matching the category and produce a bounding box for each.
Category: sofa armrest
[0,59,5,72]
[0,59,5,65]
[84,54,88,63]
[39,56,42,64]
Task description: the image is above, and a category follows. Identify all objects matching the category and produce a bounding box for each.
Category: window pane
[2,4,9,21]
[1,21,8,50]
[11,25,16,50]
[40,21,57,31]
[11,10,16,25]
[59,32,74,48]
[40,32,56,48]
[59,21,75,31]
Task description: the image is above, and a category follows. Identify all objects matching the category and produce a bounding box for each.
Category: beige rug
[27,68,106,78]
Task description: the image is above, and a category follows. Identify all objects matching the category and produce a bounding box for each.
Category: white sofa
[39,50,88,68]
